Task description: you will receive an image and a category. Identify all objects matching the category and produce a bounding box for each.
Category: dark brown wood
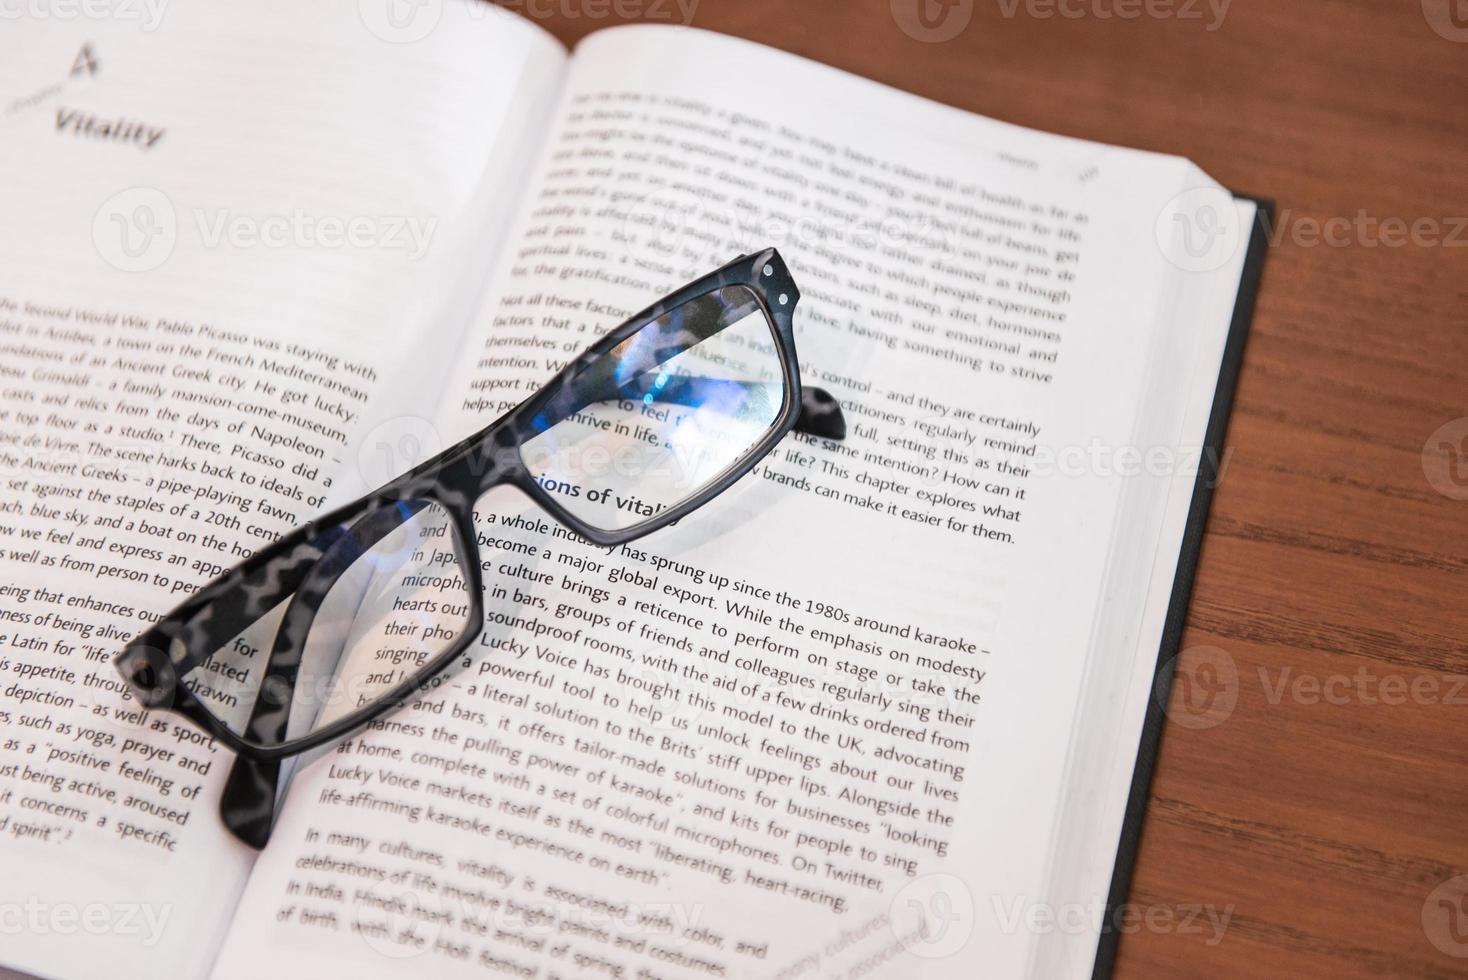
[502,0,1468,974]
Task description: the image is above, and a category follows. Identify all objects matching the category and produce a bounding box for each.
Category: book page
[0,3,565,977]
[212,24,1243,980]
[1033,187,1256,977]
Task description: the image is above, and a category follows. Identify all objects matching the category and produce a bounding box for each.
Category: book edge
[1088,193,1275,980]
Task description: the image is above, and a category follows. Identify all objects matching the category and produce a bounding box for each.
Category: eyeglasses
[113,249,844,847]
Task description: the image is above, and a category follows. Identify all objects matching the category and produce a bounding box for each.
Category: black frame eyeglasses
[113,248,845,847]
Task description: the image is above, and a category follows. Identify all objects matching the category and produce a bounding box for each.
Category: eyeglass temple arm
[565,368,847,437]
[219,501,430,848]
[528,291,844,441]
[535,373,846,441]
[795,386,845,440]
[168,501,421,677]
[618,374,846,440]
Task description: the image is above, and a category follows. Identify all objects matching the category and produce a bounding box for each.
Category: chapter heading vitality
[55,108,165,149]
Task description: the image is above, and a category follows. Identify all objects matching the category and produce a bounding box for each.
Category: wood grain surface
[506,0,1468,975]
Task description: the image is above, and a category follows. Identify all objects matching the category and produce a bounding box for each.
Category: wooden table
[517,1,1468,975]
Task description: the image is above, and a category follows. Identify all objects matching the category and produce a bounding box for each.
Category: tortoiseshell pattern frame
[113,248,844,846]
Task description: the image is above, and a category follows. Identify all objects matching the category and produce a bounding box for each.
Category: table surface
[519,1,1468,975]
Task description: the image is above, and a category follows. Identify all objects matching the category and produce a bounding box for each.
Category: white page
[0,3,565,977]
[1034,190,1257,976]
[215,25,1242,980]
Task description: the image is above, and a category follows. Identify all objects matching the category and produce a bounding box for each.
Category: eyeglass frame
[113,247,844,768]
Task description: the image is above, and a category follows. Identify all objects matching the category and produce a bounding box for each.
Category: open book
[0,4,1265,978]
